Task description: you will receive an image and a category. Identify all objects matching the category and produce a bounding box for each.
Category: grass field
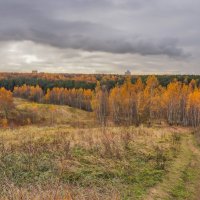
[0,98,200,199]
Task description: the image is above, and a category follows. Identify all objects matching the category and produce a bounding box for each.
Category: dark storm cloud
[0,0,190,57]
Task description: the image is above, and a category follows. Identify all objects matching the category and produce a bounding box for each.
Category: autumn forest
[1,73,200,127]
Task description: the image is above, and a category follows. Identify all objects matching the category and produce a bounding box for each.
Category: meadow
[0,98,200,199]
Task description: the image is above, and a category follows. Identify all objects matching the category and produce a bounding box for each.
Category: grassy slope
[14,98,94,127]
[0,98,200,199]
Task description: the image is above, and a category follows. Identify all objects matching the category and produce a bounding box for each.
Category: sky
[0,0,199,74]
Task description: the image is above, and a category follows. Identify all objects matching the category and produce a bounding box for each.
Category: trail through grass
[145,132,200,200]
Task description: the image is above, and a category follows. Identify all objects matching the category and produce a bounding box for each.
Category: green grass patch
[169,155,200,200]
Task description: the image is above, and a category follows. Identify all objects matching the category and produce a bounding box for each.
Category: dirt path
[191,137,200,200]
[144,133,200,200]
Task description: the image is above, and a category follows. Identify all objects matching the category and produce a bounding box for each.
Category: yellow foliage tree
[0,87,14,119]
[92,82,109,126]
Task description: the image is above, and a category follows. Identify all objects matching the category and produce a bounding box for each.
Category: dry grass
[0,98,198,199]
[0,124,186,199]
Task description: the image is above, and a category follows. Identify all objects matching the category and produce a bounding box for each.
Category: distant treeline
[0,73,200,92]
[0,77,96,92]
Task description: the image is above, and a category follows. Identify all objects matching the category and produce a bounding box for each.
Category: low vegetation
[0,123,189,199]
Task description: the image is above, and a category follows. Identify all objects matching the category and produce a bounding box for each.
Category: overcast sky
[0,0,199,74]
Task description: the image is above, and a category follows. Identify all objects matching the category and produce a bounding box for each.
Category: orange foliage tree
[0,87,14,119]
[100,76,200,127]
[92,82,109,126]
[187,88,200,127]
[44,87,93,111]
[13,84,93,111]
[13,84,44,102]
[109,77,144,125]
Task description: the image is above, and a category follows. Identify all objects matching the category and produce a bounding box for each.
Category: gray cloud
[0,40,199,74]
[0,0,199,73]
[0,0,190,58]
